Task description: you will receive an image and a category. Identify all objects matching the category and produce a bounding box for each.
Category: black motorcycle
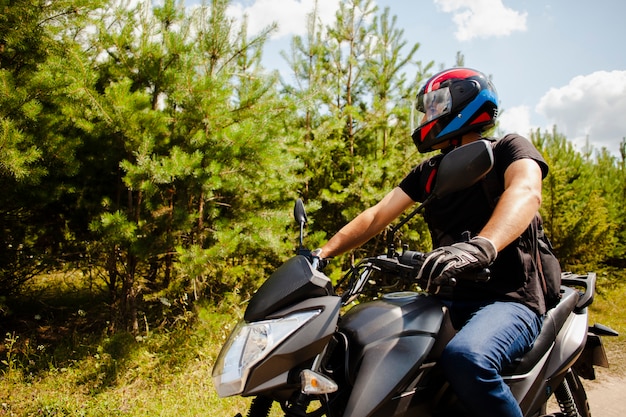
[212,140,618,417]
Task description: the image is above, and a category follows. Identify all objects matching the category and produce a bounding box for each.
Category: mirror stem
[386,195,433,257]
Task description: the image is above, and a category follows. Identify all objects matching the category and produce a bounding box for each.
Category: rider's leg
[440,300,543,417]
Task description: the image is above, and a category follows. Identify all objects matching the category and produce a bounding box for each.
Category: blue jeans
[440,300,543,417]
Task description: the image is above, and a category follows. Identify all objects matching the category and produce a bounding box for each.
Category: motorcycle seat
[503,285,579,375]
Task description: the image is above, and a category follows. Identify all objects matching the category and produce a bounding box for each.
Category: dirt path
[546,368,625,416]
[583,370,625,417]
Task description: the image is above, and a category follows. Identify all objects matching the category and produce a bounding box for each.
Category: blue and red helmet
[412,68,498,153]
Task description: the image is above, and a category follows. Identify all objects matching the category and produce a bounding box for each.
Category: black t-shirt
[399,134,549,314]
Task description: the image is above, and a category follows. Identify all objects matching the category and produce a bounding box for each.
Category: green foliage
[532,128,625,273]
[1,0,625,338]
[283,0,434,268]
[0,0,105,294]
[74,0,299,331]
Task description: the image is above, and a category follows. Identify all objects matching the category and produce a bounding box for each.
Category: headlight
[212,309,321,397]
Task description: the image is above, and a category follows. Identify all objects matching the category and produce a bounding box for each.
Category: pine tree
[85,0,296,331]
[357,5,433,255]
[283,0,433,268]
[532,127,617,272]
[0,0,104,293]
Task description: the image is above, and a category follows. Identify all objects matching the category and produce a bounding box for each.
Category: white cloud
[497,105,535,137]
[536,70,626,155]
[434,0,527,41]
[227,0,340,39]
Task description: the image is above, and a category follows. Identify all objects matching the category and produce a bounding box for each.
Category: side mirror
[294,199,308,251]
[294,199,308,225]
[431,139,494,198]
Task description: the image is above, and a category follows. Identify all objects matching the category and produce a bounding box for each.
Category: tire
[247,395,273,417]
[554,369,591,417]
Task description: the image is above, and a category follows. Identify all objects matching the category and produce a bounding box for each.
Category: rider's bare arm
[478,158,543,252]
[321,187,414,258]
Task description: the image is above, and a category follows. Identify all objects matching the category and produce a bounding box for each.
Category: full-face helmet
[412,68,498,153]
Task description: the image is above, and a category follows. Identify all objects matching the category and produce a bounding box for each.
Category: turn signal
[300,369,338,394]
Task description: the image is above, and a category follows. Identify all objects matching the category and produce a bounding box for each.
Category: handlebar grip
[399,250,426,267]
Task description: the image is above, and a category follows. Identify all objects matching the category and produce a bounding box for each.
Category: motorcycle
[212,140,618,417]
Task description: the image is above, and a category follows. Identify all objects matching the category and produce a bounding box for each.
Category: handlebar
[335,249,492,304]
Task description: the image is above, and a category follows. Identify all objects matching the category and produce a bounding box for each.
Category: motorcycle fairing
[243,296,342,397]
[339,293,454,417]
[245,256,334,322]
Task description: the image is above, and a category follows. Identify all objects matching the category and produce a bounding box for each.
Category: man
[316,68,548,417]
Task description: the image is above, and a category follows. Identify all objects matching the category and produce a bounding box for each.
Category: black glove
[417,236,497,290]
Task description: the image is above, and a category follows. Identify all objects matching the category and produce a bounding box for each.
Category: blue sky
[184,0,626,156]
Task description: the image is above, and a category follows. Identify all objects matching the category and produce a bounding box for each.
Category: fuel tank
[338,292,455,417]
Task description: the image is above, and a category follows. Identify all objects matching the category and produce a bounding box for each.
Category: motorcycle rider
[317,67,549,417]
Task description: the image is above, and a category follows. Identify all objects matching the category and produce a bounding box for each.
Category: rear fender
[574,323,618,380]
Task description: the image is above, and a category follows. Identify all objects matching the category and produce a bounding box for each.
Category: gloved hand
[311,248,330,271]
[417,236,497,290]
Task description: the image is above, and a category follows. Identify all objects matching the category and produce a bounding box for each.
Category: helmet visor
[416,87,452,126]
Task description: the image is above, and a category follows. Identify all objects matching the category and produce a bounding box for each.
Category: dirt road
[583,370,624,417]
[547,368,625,416]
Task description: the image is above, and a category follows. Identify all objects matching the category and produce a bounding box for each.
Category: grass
[0,271,284,417]
[1,271,624,416]
[0,334,256,416]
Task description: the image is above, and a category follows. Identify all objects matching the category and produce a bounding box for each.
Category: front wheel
[554,369,591,417]
[244,394,333,417]
[245,395,273,417]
